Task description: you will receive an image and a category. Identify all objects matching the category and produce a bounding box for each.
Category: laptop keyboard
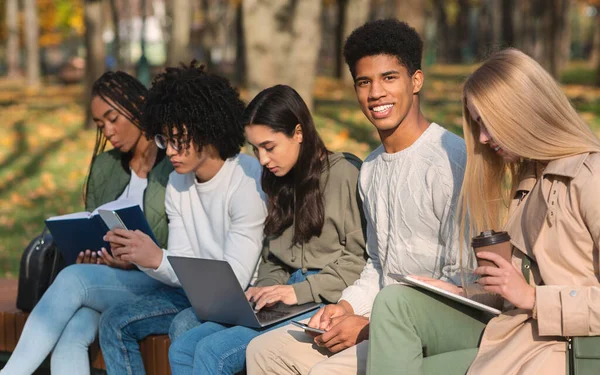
[255,303,298,323]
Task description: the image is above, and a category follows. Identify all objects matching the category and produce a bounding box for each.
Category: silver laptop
[168,256,320,328]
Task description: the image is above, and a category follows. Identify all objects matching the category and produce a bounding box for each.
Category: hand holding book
[45,199,157,265]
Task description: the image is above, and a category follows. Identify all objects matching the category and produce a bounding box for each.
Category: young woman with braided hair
[0,71,173,375]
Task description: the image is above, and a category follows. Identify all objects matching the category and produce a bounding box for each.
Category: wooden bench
[0,279,172,375]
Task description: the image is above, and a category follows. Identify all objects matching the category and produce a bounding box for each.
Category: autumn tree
[84,0,106,127]
[432,0,469,63]
[24,0,41,86]
[396,0,425,37]
[333,0,370,84]
[5,0,20,78]
[243,0,323,109]
[167,0,192,66]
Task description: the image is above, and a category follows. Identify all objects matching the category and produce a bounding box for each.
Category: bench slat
[4,310,17,352]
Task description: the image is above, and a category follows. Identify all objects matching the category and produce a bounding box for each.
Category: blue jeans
[168,269,319,375]
[0,264,163,375]
[99,286,191,375]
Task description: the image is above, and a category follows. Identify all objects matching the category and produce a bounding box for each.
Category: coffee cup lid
[471,230,511,247]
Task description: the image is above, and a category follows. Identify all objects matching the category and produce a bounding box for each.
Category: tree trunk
[243,0,323,109]
[396,0,425,37]
[591,7,600,86]
[501,0,514,46]
[515,0,536,56]
[591,7,600,69]
[167,0,191,66]
[433,0,468,63]
[108,0,121,69]
[84,0,107,128]
[536,0,570,78]
[432,0,449,63]
[23,0,40,87]
[334,0,348,80]
[234,2,246,85]
[5,0,20,78]
[336,0,370,84]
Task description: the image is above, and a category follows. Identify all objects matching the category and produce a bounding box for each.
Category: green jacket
[254,152,367,304]
[85,148,173,248]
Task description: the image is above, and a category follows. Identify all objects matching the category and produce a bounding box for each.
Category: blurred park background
[0,0,599,278]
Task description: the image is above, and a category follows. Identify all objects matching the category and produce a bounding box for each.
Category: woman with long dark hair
[167,84,367,375]
[1,71,172,375]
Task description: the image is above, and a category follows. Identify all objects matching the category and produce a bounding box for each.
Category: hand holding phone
[98,210,128,231]
[291,320,326,335]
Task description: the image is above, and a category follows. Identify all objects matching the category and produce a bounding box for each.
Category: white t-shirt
[138,154,267,288]
[116,169,148,210]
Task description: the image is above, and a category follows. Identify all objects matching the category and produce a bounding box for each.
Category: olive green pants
[367,285,493,375]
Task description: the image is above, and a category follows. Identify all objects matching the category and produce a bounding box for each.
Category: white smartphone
[98,209,128,231]
[291,321,326,335]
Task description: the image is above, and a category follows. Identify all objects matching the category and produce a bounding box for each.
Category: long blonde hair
[459,48,600,242]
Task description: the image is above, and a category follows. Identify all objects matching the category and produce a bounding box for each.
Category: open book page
[46,211,91,221]
[46,198,141,222]
[388,274,502,315]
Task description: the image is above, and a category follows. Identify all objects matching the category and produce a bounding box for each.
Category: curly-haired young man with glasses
[100,62,267,375]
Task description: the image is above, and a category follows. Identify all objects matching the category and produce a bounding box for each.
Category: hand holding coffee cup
[471,230,512,268]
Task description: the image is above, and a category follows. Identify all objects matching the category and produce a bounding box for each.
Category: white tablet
[388,274,502,316]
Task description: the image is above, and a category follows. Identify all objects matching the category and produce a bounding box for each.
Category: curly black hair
[142,61,246,160]
[343,19,423,78]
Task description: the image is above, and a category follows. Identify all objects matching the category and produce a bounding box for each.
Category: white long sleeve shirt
[139,154,267,288]
[340,123,468,316]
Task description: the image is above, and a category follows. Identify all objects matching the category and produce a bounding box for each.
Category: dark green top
[85,148,173,248]
[254,152,367,304]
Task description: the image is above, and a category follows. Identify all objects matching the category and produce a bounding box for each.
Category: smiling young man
[246,19,468,375]
[98,63,267,375]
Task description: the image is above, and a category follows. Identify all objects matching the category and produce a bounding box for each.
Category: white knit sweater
[139,154,267,288]
[340,123,468,316]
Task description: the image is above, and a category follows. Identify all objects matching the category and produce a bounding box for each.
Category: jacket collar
[541,153,589,179]
[515,162,538,193]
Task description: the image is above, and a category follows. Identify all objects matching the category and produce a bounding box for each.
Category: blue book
[45,199,157,265]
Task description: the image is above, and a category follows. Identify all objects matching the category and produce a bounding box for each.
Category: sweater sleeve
[339,176,381,316]
[222,179,267,289]
[138,179,196,287]
[254,244,292,287]
[431,163,470,285]
[292,169,367,305]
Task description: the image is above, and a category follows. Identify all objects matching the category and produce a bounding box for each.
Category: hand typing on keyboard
[245,285,298,310]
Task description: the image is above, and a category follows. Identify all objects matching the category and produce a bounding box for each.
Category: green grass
[0,62,598,278]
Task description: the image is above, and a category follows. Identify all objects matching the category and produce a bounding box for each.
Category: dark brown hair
[243,85,330,245]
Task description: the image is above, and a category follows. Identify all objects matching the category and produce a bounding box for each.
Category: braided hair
[84,71,148,202]
[142,61,246,160]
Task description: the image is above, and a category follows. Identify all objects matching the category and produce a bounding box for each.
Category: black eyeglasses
[154,134,180,151]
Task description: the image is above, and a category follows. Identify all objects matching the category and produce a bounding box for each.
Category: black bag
[16,227,65,312]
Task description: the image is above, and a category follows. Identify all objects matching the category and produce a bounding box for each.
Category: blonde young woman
[367,48,600,375]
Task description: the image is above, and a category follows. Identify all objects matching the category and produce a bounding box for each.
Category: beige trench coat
[467,153,600,375]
